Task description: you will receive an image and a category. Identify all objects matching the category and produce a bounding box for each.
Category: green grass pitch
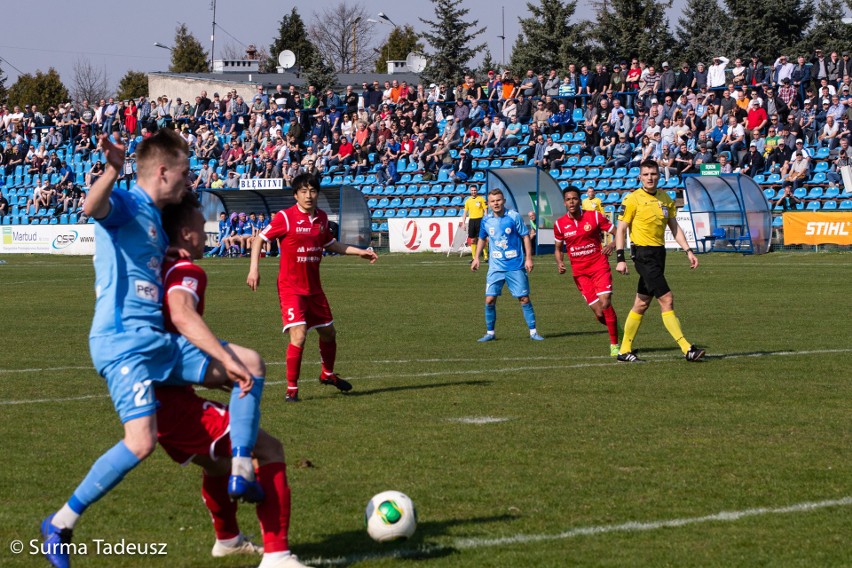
[0,252,850,567]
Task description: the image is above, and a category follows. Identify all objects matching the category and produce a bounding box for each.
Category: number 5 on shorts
[287,307,295,322]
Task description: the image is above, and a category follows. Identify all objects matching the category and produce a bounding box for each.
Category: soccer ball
[365,490,417,542]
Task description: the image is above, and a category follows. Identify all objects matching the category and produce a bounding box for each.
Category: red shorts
[572,262,614,305]
[156,387,231,465]
[279,291,334,332]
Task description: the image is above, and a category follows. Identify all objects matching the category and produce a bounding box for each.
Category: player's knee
[599,295,611,309]
[253,430,284,465]
[318,325,336,342]
[125,433,157,459]
[518,296,530,304]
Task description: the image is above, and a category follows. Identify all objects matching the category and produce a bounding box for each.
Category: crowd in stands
[4,47,852,230]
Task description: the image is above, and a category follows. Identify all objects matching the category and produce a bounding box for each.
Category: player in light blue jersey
[471,188,543,341]
[206,211,230,257]
[40,130,266,568]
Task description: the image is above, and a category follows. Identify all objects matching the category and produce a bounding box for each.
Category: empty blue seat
[806,187,824,199]
[806,201,820,210]
[591,155,605,166]
[793,187,807,199]
[389,197,402,208]
[578,155,592,166]
[426,196,438,206]
[813,161,829,173]
[772,216,783,227]
[438,196,451,206]
[445,207,457,216]
[839,200,852,209]
[420,208,433,217]
[409,208,420,218]
[823,200,837,210]
[433,209,445,217]
[825,186,840,199]
[763,188,775,200]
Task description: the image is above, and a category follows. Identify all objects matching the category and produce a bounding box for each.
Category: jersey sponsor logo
[135,279,159,302]
[505,227,512,234]
[297,246,305,253]
[584,222,592,231]
[296,219,306,225]
[147,257,161,272]
[148,223,158,242]
[492,251,503,259]
[488,227,495,236]
[181,277,198,291]
[505,249,518,259]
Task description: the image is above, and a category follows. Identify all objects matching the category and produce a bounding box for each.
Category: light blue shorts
[485,269,530,298]
[91,329,212,423]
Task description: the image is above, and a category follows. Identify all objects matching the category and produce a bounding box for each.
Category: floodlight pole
[210,0,217,70]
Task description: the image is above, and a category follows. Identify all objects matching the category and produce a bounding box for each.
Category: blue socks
[68,441,140,515]
[522,302,537,330]
[484,303,496,332]
[229,376,264,456]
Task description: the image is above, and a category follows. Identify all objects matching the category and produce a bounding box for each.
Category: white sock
[217,534,241,548]
[485,330,495,336]
[52,503,80,530]
[231,457,255,481]
[529,328,538,336]
[259,551,292,567]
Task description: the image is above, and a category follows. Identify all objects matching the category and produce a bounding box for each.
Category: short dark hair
[161,191,201,244]
[487,188,504,198]
[561,185,582,198]
[639,159,660,172]
[291,172,320,194]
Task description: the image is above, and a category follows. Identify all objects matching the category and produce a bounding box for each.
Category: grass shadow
[343,380,492,398]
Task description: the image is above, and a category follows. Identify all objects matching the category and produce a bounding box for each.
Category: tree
[724,0,814,58]
[307,1,376,73]
[304,55,339,93]
[0,64,7,106]
[592,0,675,65]
[419,0,486,86]
[170,23,209,73]
[116,70,149,101]
[266,7,319,73]
[510,0,589,74]
[800,0,852,54]
[7,68,70,110]
[374,25,424,73]
[477,49,498,80]
[71,58,109,104]
[674,0,736,65]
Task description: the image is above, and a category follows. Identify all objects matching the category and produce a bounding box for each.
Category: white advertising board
[389,217,464,253]
[663,211,709,249]
[239,178,284,190]
[0,224,96,255]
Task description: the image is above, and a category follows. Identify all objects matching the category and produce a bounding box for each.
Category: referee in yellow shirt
[581,187,605,214]
[462,185,488,259]
[614,159,704,363]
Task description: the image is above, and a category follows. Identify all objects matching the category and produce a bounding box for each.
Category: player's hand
[525,258,534,273]
[224,356,254,398]
[557,261,566,274]
[165,245,192,262]
[247,270,260,291]
[100,134,126,171]
[687,250,699,269]
[616,261,629,275]
[470,258,480,272]
[602,242,615,256]
[360,248,378,264]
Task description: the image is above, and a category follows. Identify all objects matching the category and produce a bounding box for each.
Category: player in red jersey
[553,185,620,356]
[247,173,377,402]
[158,192,310,568]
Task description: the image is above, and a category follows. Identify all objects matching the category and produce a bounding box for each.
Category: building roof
[149,71,424,89]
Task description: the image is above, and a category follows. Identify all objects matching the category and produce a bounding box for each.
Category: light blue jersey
[479,209,529,272]
[90,185,168,338]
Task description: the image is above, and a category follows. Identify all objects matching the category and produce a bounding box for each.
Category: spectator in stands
[781,150,809,189]
[766,139,791,173]
[376,155,398,185]
[827,143,851,188]
[451,148,474,181]
[674,142,695,174]
[717,115,746,165]
[542,135,565,170]
[516,93,533,124]
[739,141,766,175]
[0,193,8,217]
[819,114,840,148]
[775,186,803,210]
[86,160,105,187]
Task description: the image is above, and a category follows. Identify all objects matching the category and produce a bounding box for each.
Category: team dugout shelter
[199,182,372,248]
[682,173,772,255]
[485,167,567,255]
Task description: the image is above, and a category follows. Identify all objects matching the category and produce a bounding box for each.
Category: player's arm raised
[667,216,698,269]
[83,134,124,219]
[168,288,254,395]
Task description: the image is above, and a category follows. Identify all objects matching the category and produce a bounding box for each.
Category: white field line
[1,348,851,406]
[448,416,511,424]
[306,496,852,566]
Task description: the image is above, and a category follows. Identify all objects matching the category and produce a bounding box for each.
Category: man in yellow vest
[614,159,705,363]
[581,187,605,214]
[461,184,488,259]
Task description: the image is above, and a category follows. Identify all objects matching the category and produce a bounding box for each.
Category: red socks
[603,306,619,345]
[286,344,303,392]
[319,339,337,377]
[201,473,239,541]
[255,462,290,553]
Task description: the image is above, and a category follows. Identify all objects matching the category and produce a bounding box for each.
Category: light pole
[378,12,397,28]
[370,13,398,70]
[153,42,174,51]
[352,16,362,73]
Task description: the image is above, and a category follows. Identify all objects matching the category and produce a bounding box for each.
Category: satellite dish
[405,52,427,73]
[278,50,296,69]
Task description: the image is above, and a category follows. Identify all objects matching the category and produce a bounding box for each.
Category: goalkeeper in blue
[39,129,266,568]
[470,188,543,341]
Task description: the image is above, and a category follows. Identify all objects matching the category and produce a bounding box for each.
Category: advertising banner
[782,212,852,245]
[0,224,96,255]
[663,211,705,249]
[239,178,284,190]
[389,218,464,253]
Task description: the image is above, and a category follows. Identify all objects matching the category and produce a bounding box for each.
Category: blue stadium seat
[559,181,570,190]
[472,172,486,181]
[597,180,611,189]
[399,174,412,183]
[763,188,776,200]
[320,176,332,186]
[772,216,783,228]
[409,208,420,218]
[420,208,433,217]
[806,201,821,210]
[445,207,457,216]
[824,186,840,199]
[813,161,829,173]
[434,209,445,217]
[414,197,425,207]
[389,197,402,208]
[627,167,640,177]
[806,187,824,199]
[426,196,438,207]
[808,173,826,186]
[822,200,837,210]
[565,156,579,167]
[587,168,601,178]
[610,179,625,189]
[379,222,389,231]
[371,223,380,232]
[583,180,597,189]
[600,167,614,178]
[572,108,584,123]
[793,187,807,199]
[591,155,605,166]
[372,210,384,219]
[402,197,414,207]
[378,197,390,208]
[572,168,586,180]
[549,169,560,178]
[753,174,767,184]
[579,155,592,166]
[815,147,830,160]
[767,173,782,184]
[839,200,852,209]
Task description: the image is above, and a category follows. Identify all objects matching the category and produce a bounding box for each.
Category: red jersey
[261,205,335,296]
[553,210,613,274]
[162,259,208,332]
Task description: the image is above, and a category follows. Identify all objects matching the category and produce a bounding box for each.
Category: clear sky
[0,0,687,89]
